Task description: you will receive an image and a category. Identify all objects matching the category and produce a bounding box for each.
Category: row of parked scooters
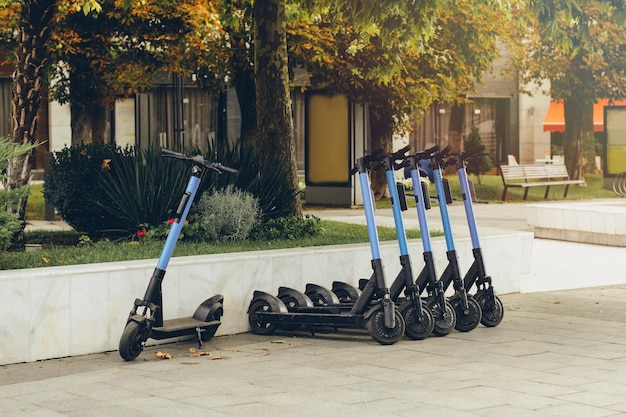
[246,145,504,345]
[118,145,504,361]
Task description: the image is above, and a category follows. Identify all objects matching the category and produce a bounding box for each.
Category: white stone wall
[0,233,532,365]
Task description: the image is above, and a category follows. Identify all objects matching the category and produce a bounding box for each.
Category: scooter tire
[451,296,482,332]
[248,300,279,335]
[475,291,504,327]
[366,308,405,345]
[119,321,146,361]
[400,300,434,340]
[276,295,302,331]
[427,297,456,337]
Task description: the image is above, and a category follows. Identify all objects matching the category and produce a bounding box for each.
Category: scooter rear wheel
[400,300,434,340]
[366,308,405,345]
[427,297,456,337]
[277,295,302,331]
[474,291,504,327]
[248,300,279,335]
[119,321,147,361]
[451,296,482,332]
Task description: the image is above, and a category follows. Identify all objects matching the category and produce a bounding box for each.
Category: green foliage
[96,145,190,236]
[202,140,300,220]
[0,137,40,250]
[463,126,493,183]
[251,214,322,240]
[193,185,261,241]
[43,143,118,236]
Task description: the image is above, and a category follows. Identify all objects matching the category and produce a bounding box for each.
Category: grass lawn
[376,172,615,209]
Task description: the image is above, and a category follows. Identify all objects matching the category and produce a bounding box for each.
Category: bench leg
[501,186,507,201]
[523,188,529,200]
[564,184,570,198]
[544,185,551,199]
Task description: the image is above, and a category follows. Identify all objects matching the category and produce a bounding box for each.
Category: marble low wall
[0,232,532,365]
[527,201,626,247]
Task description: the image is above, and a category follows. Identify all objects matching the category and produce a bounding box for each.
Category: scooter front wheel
[119,321,147,361]
[366,308,405,345]
[427,297,456,337]
[451,296,482,332]
[248,300,279,335]
[400,300,434,340]
[474,291,504,327]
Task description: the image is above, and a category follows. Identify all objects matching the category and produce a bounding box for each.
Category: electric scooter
[425,146,482,332]
[247,151,405,345]
[449,150,505,327]
[402,146,457,336]
[118,149,238,361]
[285,147,435,340]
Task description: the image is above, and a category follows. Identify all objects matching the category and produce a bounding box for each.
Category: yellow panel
[607,146,626,174]
[307,94,349,184]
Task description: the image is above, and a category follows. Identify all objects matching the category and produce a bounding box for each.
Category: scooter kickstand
[195,327,205,348]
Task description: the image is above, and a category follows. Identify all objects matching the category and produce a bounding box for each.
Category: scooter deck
[255,311,366,327]
[151,317,220,340]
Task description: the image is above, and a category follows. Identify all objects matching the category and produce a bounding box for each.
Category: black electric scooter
[402,146,457,336]
[449,150,504,327]
[247,151,405,345]
[426,147,482,332]
[119,149,237,361]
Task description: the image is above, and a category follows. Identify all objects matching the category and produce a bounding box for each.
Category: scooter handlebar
[161,149,238,174]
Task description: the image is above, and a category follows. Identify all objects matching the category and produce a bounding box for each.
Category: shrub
[202,140,300,220]
[193,185,261,241]
[43,143,118,236]
[250,214,322,240]
[464,126,493,184]
[1,137,41,250]
[96,145,190,236]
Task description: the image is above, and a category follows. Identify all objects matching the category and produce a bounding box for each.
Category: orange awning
[542,99,626,133]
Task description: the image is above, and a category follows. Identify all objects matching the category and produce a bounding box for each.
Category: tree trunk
[563,98,593,181]
[448,105,465,153]
[70,102,108,145]
[234,71,257,144]
[229,31,257,145]
[253,0,301,216]
[71,103,93,145]
[6,0,56,250]
[369,110,393,198]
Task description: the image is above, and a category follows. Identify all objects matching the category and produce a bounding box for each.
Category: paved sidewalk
[2,285,626,417]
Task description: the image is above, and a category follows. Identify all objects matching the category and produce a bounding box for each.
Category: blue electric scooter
[290,147,435,340]
[119,149,238,361]
[450,150,504,327]
[247,151,405,345]
[425,147,482,332]
[402,146,457,336]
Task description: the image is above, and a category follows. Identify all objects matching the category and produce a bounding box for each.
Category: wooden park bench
[500,164,585,201]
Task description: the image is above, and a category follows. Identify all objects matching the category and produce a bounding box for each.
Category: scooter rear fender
[305,283,341,305]
[193,294,224,322]
[331,281,361,300]
[278,287,314,308]
[248,291,289,313]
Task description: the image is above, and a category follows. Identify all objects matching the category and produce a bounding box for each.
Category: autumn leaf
[155,351,172,359]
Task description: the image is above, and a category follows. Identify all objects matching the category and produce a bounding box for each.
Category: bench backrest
[501,164,571,182]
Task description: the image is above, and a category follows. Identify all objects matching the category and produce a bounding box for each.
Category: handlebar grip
[161,148,188,160]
